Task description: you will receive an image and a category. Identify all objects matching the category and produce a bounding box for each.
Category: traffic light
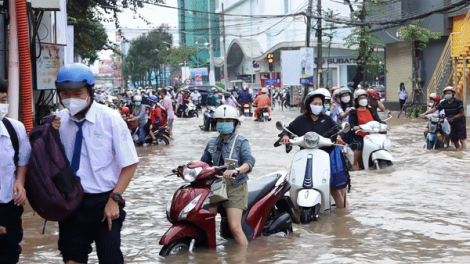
[267,53,274,72]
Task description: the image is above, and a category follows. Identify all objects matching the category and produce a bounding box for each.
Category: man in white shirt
[0,77,31,264]
[51,63,139,264]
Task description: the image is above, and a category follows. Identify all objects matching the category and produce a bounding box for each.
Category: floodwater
[19,107,470,263]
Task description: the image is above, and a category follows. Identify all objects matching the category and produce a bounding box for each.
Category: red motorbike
[159,162,299,256]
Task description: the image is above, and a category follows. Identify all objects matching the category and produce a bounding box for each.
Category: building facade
[178,0,221,69]
[372,0,470,107]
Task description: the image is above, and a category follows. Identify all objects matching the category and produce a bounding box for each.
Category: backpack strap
[2,118,19,167]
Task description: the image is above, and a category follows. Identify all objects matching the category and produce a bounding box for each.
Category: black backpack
[2,118,19,167]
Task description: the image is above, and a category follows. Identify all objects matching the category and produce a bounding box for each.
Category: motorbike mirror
[341,122,351,133]
[276,121,285,131]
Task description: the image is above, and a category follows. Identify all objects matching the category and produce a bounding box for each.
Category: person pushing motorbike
[281,90,348,209]
[420,86,466,149]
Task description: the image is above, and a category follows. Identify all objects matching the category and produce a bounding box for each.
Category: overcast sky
[91,1,179,73]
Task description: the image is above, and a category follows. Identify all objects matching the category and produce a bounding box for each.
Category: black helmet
[304,91,325,106]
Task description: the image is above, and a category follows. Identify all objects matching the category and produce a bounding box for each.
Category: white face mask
[0,104,9,121]
[62,96,89,116]
[444,94,452,100]
[359,99,368,107]
[341,96,350,103]
[310,105,323,115]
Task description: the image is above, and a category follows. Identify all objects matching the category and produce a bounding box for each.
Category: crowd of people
[0,61,467,263]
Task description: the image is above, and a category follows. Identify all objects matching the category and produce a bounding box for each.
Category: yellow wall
[385,42,413,102]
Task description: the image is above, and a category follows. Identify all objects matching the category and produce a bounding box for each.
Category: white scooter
[275,121,350,224]
[344,112,393,170]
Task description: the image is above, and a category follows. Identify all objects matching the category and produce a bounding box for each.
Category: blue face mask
[135,102,142,106]
[323,104,330,112]
[216,122,234,135]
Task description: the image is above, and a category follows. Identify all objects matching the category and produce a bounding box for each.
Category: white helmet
[315,88,331,100]
[354,89,367,99]
[213,105,240,122]
[332,89,340,98]
[133,95,142,102]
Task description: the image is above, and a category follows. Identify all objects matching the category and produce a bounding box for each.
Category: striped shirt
[161,96,175,120]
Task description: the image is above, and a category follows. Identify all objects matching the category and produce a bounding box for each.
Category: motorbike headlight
[182,167,202,183]
[304,132,320,148]
[179,193,203,220]
[371,123,381,132]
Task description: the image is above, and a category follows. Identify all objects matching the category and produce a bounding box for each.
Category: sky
[90,1,179,73]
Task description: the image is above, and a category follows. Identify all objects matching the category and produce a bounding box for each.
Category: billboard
[36,43,65,90]
[299,47,315,86]
[99,60,114,75]
[280,50,301,86]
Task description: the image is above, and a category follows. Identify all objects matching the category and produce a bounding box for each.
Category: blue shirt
[238,91,252,104]
[201,133,255,186]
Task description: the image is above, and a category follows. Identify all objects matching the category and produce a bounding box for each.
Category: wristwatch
[235,168,241,175]
[110,192,124,203]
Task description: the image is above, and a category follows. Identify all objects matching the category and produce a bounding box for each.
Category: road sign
[185,79,192,85]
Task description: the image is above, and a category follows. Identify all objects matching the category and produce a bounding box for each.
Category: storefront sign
[315,58,357,65]
[300,47,315,86]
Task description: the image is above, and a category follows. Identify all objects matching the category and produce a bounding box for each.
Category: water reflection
[20,110,470,263]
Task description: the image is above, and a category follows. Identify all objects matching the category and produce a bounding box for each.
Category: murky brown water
[19,109,470,263]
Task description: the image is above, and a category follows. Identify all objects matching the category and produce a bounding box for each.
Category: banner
[99,60,114,75]
[299,47,314,86]
[190,67,208,76]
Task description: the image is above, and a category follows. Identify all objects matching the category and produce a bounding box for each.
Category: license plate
[263,112,269,117]
[244,109,249,113]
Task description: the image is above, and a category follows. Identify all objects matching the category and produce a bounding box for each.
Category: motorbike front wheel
[155,135,170,145]
[300,208,312,224]
[189,111,198,118]
[159,238,192,256]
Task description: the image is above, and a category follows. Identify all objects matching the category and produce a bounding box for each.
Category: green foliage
[399,19,441,50]
[166,45,198,74]
[216,82,225,90]
[343,0,388,77]
[122,25,173,86]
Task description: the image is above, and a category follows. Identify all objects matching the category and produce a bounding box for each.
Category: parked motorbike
[425,115,447,150]
[344,112,393,170]
[159,162,298,256]
[200,106,217,131]
[275,121,350,223]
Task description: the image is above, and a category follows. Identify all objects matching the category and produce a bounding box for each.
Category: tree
[68,2,116,63]
[165,45,198,75]
[122,25,173,87]
[344,0,387,88]
[399,19,441,100]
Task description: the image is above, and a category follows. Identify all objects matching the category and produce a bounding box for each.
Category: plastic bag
[442,118,451,135]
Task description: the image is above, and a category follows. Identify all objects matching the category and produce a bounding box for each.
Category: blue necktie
[71,121,85,173]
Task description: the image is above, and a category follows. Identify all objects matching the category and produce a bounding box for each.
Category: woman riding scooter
[281,91,349,209]
[201,105,256,246]
[423,93,442,138]
[349,89,386,171]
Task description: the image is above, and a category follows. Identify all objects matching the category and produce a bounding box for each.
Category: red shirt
[357,108,373,137]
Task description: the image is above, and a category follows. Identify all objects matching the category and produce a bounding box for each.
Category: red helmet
[120,107,130,115]
[242,86,248,91]
[429,93,440,102]
[367,89,377,96]
[443,86,456,94]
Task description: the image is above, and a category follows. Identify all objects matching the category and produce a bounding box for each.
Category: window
[284,0,288,14]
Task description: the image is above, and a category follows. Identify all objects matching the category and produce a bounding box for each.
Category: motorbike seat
[247,174,280,208]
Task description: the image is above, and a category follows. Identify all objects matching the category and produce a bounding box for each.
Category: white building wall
[218,0,353,55]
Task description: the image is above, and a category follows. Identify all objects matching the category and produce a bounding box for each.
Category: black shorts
[450,120,467,142]
[350,136,364,151]
[58,191,126,264]
[0,201,23,264]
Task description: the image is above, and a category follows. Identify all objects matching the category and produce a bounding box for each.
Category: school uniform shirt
[0,118,31,203]
[57,102,139,194]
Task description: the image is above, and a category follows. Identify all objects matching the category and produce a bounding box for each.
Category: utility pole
[306,0,313,47]
[221,3,229,90]
[317,0,323,89]
[207,0,216,86]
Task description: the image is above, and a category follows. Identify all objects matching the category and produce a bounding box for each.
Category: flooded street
[19,108,470,263]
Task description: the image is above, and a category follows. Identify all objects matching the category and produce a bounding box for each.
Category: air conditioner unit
[31,0,61,11]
